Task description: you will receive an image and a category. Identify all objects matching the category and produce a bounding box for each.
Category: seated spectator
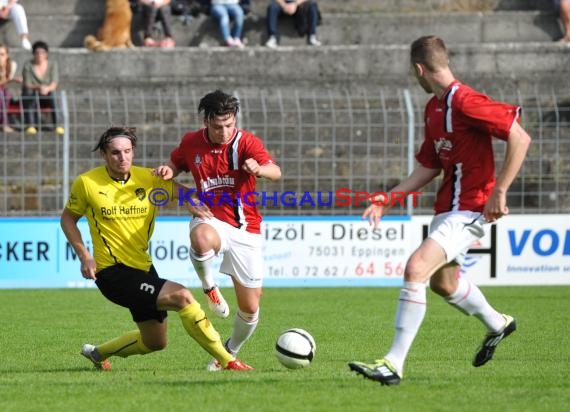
[265,0,321,48]
[555,0,570,42]
[0,43,20,133]
[21,41,63,135]
[0,0,31,50]
[139,0,176,48]
[208,0,245,47]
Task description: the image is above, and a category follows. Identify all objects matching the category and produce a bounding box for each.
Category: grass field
[1,286,569,412]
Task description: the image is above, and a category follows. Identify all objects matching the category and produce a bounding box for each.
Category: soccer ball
[275,328,316,369]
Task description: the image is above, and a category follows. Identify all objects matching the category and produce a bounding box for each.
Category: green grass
[1,286,569,412]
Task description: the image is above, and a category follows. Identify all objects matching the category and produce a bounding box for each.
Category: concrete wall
[6,41,568,94]
[0,1,561,48]
[0,1,566,92]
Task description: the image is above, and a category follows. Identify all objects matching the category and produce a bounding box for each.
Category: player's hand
[483,190,509,222]
[362,203,385,228]
[80,256,97,280]
[187,203,213,219]
[153,165,174,180]
[242,158,261,176]
[362,193,387,228]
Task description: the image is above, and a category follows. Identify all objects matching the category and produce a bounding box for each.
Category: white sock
[226,309,259,355]
[190,248,216,290]
[445,277,505,332]
[385,282,427,375]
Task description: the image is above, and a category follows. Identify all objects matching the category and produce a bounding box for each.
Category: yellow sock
[97,330,152,359]
[178,301,234,368]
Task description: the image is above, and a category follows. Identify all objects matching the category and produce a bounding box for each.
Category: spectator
[139,0,176,48]
[0,43,20,133]
[0,0,31,50]
[265,0,321,48]
[21,41,63,135]
[208,0,245,47]
[555,0,570,42]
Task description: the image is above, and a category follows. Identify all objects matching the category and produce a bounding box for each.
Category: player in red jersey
[155,90,281,370]
[348,36,532,385]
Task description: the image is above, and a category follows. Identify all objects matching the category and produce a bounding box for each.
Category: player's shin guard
[445,277,505,332]
[178,301,234,368]
[97,330,152,359]
[386,282,427,374]
[190,248,216,290]
[227,309,259,354]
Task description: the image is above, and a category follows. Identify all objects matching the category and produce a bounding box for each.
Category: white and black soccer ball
[275,328,316,369]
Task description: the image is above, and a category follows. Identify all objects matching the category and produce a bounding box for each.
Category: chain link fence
[1,86,568,217]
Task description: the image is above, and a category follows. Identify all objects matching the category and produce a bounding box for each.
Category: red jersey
[415,81,520,214]
[170,128,275,233]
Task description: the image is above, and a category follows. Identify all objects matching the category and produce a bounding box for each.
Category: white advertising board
[0,215,568,288]
[494,214,570,285]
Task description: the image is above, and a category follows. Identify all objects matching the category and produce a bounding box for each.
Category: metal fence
[1,86,569,217]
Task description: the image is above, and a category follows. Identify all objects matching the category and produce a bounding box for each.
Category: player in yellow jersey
[60,126,252,371]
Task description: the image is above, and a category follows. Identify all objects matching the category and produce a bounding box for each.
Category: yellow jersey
[65,165,174,272]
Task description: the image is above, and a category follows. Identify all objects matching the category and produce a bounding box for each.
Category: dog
[84,0,134,52]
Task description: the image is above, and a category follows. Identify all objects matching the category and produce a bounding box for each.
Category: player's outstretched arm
[363,166,440,228]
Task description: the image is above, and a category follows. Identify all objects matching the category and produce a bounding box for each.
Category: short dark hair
[198,90,240,120]
[410,35,449,72]
[32,41,49,54]
[93,126,137,152]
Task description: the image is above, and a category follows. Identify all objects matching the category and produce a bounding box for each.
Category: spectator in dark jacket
[265,0,321,48]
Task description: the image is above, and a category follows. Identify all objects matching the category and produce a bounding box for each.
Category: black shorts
[95,264,168,323]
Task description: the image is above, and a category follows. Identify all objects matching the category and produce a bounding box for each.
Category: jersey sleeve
[245,133,275,166]
[455,90,520,141]
[153,173,175,198]
[170,134,190,172]
[415,138,442,169]
[65,176,88,216]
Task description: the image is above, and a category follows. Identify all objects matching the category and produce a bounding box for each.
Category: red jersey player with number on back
[155,89,281,371]
[348,35,532,385]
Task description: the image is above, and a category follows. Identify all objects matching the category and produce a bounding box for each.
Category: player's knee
[236,293,262,315]
[158,283,194,310]
[190,226,220,253]
[403,260,424,283]
[172,288,194,309]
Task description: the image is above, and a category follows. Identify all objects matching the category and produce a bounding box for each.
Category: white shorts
[428,211,487,266]
[189,217,263,288]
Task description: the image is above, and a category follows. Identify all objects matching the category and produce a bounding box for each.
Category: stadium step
[4,41,566,92]
[0,4,562,48]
